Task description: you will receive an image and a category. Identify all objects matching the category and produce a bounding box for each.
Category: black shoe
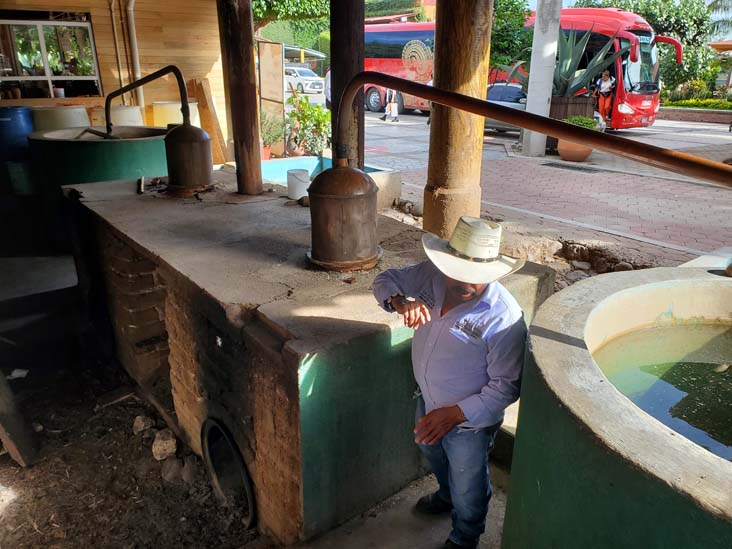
[379,115,387,121]
[443,540,476,549]
[415,492,452,515]
[392,118,399,122]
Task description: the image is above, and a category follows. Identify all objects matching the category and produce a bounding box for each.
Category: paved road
[364,112,732,256]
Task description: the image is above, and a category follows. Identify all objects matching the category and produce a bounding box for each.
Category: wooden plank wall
[0,0,229,137]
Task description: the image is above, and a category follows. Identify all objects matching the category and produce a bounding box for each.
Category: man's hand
[414,405,466,445]
[391,296,431,330]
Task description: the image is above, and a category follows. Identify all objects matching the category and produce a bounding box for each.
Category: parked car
[284,65,324,94]
[484,83,527,132]
[484,83,607,133]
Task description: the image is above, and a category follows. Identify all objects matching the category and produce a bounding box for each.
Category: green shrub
[563,115,600,130]
[687,79,710,99]
[662,99,732,110]
[286,95,331,155]
[260,110,285,146]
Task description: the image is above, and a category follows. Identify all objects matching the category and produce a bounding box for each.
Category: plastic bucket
[287,169,310,200]
[31,106,90,130]
[152,101,200,127]
[0,106,34,162]
[90,105,144,127]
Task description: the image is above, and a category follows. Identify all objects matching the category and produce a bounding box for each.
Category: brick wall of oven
[156,266,304,544]
[96,224,169,388]
[94,225,305,544]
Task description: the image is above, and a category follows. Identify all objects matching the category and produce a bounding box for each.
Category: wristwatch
[386,294,406,312]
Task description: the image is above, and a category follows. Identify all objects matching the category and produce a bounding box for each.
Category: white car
[284,65,324,94]
[484,83,527,132]
[484,83,606,132]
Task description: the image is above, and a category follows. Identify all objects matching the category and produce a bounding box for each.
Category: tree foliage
[364,0,420,18]
[708,0,732,36]
[252,0,329,31]
[573,0,715,88]
[490,0,532,67]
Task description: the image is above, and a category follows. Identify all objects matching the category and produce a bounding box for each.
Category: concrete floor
[251,466,509,549]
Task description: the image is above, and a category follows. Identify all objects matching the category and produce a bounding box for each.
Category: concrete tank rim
[528,266,732,520]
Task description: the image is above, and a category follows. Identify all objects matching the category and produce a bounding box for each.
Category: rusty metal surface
[335,72,732,187]
[165,124,213,192]
[308,166,380,269]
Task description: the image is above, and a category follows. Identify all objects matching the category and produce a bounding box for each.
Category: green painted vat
[503,269,732,548]
[28,126,168,192]
[28,126,168,250]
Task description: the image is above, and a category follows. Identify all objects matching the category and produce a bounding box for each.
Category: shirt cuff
[457,394,502,427]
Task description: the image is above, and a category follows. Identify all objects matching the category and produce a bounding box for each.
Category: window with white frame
[0,14,101,99]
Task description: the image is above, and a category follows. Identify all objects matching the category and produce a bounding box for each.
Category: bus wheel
[366,88,382,112]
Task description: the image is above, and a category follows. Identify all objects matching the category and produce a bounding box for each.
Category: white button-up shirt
[373,261,526,428]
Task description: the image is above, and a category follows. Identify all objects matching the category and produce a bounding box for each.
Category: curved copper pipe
[335,72,732,187]
[105,65,190,135]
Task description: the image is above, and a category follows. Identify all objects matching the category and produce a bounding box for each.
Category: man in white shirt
[324,67,331,110]
[373,217,527,549]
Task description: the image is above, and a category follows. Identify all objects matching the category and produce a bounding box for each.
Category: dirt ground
[0,357,257,549]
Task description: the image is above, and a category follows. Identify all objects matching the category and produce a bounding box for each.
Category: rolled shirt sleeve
[457,317,527,427]
[373,261,436,312]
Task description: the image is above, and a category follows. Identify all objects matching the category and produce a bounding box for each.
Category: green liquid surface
[593,323,732,460]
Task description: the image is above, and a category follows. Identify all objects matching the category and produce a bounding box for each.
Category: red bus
[364,9,682,130]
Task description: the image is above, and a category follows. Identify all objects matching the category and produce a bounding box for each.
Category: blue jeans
[416,397,499,548]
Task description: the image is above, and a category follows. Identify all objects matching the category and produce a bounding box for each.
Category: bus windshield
[622,30,659,93]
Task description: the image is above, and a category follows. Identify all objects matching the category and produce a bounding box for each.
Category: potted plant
[557,115,600,162]
[260,109,284,160]
[500,26,629,148]
[286,95,331,156]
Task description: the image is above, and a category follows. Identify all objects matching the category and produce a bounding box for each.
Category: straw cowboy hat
[422,216,525,284]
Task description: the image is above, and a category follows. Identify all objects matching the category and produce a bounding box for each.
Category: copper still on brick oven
[103,64,213,197]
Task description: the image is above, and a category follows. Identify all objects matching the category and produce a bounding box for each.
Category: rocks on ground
[133,415,154,435]
[152,428,177,461]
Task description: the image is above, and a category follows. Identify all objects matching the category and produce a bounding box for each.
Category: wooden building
[0,0,229,136]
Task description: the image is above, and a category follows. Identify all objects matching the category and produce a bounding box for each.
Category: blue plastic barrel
[0,106,34,162]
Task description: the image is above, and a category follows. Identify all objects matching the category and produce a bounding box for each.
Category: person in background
[373,217,527,549]
[380,88,400,122]
[594,70,615,123]
[427,73,434,126]
[324,67,332,110]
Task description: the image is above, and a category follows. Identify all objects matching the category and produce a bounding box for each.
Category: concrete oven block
[66,176,553,545]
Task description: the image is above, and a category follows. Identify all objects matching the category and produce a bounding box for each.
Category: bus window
[621,31,659,93]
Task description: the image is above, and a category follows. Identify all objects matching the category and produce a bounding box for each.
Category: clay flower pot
[557,139,593,162]
[261,145,272,160]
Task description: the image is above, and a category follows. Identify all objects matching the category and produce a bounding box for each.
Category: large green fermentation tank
[28,126,168,249]
[29,126,167,188]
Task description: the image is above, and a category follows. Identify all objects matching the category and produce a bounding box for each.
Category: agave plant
[499,26,630,97]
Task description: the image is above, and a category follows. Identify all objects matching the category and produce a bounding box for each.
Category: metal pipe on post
[330,0,365,169]
[125,0,144,107]
[216,0,263,195]
[312,71,732,271]
[109,0,126,103]
[424,0,494,238]
[334,73,732,187]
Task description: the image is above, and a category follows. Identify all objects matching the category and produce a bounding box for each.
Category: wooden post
[330,0,365,169]
[424,0,493,238]
[0,376,37,467]
[216,0,263,194]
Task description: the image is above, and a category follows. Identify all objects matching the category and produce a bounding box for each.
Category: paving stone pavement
[365,113,732,260]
